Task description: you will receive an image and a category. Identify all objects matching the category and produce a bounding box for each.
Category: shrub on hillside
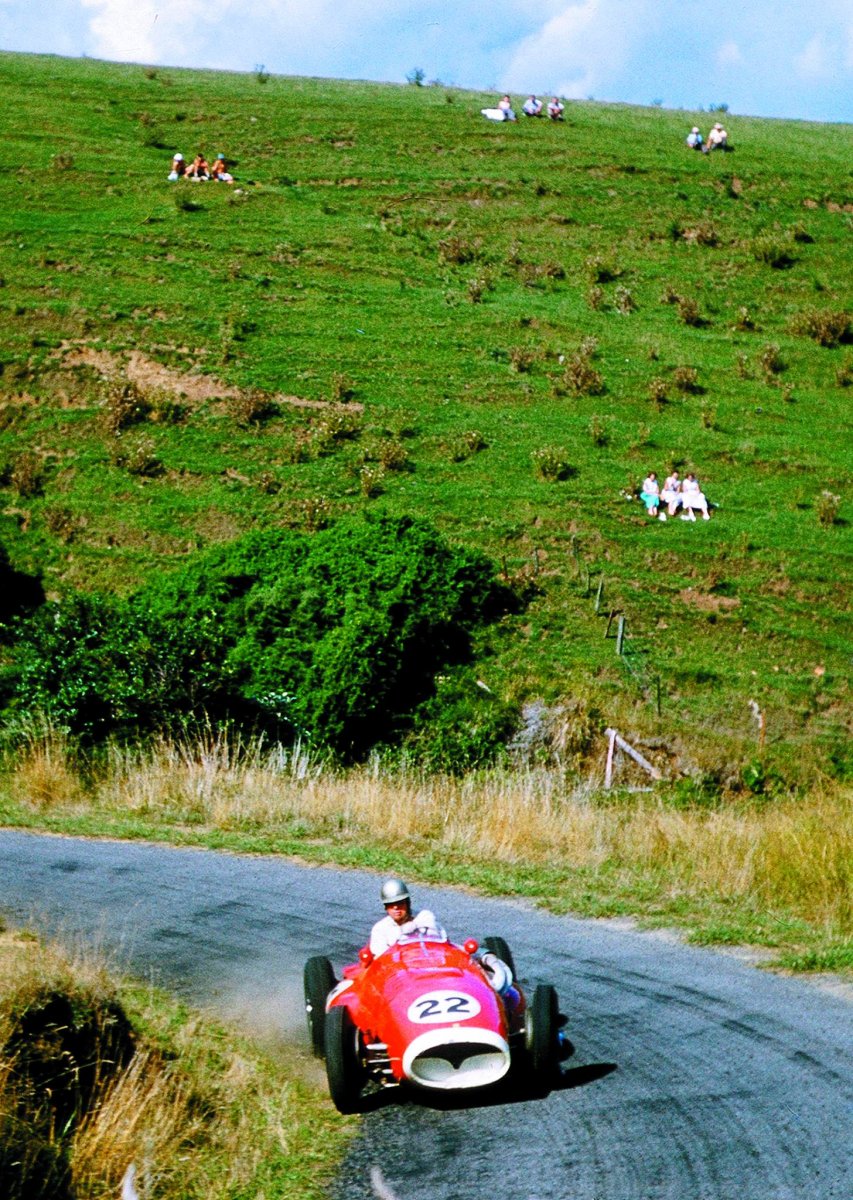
[531,447,574,481]
[559,345,605,397]
[9,594,233,744]
[751,232,796,269]
[8,516,512,758]
[815,490,841,528]
[673,366,702,394]
[402,672,517,774]
[0,541,43,631]
[791,308,851,348]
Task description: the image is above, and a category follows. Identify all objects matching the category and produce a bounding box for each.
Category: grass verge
[0,923,355,1199]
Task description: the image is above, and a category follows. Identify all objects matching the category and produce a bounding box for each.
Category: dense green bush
[401,671,518,774]
[0,540,44,631]
[8,515,513,757]
[9,594,234,744]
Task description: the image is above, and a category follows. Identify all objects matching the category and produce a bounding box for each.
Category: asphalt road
[1,830,851,1199]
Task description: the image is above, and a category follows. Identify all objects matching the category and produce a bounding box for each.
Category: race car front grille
[409,1044,508,1088]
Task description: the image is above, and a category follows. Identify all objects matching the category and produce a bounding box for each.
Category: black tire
[525,983,560,1082]
[324,1004,363,1114]
[304,956,336,1058]
[482,935,517,980]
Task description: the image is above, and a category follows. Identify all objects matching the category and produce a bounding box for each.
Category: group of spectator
[640,470,711,521]
[521,94,565,120]
[686,122,730,153]
[484,94,565,122]
[168,152,235,183]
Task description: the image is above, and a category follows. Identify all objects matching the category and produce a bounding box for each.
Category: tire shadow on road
[357,1061,618,1113]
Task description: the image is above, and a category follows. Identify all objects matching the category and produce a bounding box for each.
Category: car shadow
[358,1061,618,1113]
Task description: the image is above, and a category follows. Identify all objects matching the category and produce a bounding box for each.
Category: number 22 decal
[407,990,481,1023]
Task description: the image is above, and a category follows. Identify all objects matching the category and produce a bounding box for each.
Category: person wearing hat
[367,879,516,1001]
[369,878,446,957]
[685,126,703,150]
[211,152,235,183]
[705,122,729,151]
[168,152,186,181]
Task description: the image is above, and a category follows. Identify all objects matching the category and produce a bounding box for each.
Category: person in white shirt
[547,97,565,121]
[640,472,661,516]
[523,95,543,117]
[369,879,446,957]
[705,122,728,152]
[661,470,682,517]
[368,878,518,1001]
[680,472,711,520]
[686,126,703,150]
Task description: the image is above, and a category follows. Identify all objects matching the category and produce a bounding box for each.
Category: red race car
[304,932,568,1112]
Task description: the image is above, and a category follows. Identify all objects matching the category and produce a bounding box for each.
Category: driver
[369,878,446,957]
[368,880,514,1000]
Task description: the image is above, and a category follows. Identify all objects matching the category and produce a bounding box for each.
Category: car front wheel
[304,955,336,1058]
[324,1004,364,1114]
[525,983,560,1085]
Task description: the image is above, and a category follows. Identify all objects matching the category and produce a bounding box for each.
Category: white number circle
[407,990,481,1024]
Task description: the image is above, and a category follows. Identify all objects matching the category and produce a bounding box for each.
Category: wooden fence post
[604,727,617,789]
[616,614,625,655]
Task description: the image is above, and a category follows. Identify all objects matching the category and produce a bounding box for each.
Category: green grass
[0,52,851,781]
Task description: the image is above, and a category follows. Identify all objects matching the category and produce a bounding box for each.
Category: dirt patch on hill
[679,588,740,613]
[54,343,363,412]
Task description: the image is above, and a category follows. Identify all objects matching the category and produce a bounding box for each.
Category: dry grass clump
[0,932,319,1200]
[558,343,605,397]
[6,727,84,809]
[791,307,851,348]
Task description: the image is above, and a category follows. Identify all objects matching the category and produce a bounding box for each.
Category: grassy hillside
[0,52,850,783]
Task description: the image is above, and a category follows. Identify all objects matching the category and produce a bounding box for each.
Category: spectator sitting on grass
[686,126,703,150]
[661,470,682,517]
[640,472,661,516]
[185,152,211,180]
[704,122,729,152]
[523,94,543,117]
[498,95,517,121]
[167,152,185,181]
[547,97,565,121]
[211,153,234,183]
[680,472,711,520]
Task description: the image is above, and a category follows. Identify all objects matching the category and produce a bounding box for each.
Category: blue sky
[2,1,852,123]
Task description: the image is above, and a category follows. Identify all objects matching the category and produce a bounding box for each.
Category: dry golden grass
[70,1048,204,1196]
[7,728,83,809]
[5,732,844,937]
[0,931,347,1199]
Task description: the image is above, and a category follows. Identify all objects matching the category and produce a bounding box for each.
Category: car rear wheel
[304,956,336,1058]
[324,1004,364,1114]
[525,983,560,1084]
[482,935,517,979]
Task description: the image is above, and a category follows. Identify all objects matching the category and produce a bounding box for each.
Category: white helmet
[380,878,410,906]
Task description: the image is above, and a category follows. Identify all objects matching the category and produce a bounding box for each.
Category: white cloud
[716,40,743,68]
[501,0,656,98]
[80,0,212,63]
[793,35,833,80]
